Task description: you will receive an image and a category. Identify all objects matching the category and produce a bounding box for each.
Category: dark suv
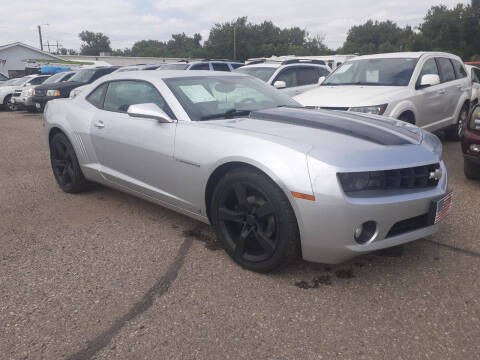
[32,66,119,111]
[462,105,480,179]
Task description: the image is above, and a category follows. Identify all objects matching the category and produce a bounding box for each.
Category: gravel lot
[1,111,479,360]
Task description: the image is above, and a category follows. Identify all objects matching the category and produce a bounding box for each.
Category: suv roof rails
[201,58,242,63]
[281,59,326,65]
[246,59,268,65]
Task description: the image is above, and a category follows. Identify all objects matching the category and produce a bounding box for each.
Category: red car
[462,105,480,178]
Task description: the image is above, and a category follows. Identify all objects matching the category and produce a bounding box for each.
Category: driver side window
[103,80,174,118]
[275,68,297,88]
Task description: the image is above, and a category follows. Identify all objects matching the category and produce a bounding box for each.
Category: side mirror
[318,76,326,85]
[273,80,287,89]
[127,103,173,123]
[419,74,440,88]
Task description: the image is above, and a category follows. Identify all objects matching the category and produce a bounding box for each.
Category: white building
[0,42,62,78]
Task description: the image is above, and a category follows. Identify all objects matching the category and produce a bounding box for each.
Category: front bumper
[294,161,448,264]
[11,95,35,107]
[31,95,59,111]
[462,127,480,160]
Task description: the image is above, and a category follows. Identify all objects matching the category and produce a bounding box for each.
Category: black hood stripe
[249,107,411,146]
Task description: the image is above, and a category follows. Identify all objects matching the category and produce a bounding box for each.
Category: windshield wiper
[200,109,251,121]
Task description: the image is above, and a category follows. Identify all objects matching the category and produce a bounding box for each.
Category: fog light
[469,144,480,153]
[354,221,377,244]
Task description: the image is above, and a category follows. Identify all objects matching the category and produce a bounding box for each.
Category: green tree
[79,31,112,56]
[339,20,412,55]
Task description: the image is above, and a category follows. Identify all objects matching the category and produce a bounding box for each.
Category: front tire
[464,158,480,179]
[49,132,89,193]
[3,94,13,111]
[446,104,469,141]
[211,167,300,272]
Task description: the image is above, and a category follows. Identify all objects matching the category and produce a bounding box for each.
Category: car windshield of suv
[323,58,418,86]
[165,75,300,121]
[160,64,190,70]
[69,69,97,83]
[234,67,277,82]
[43,72,69,84]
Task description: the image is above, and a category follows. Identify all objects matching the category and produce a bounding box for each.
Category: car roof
[352,52,462,60]
[96,70,248,82]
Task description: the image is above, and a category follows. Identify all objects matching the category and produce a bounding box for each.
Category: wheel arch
[204,160,301,225]
[398,110,416,124]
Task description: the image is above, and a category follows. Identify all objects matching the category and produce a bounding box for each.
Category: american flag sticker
[430,191,453,225]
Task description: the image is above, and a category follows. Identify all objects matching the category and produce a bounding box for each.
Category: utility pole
[37,24,49,51]
[37,25,43,51]
[233,26,237,60]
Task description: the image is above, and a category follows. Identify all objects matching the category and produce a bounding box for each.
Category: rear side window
[86,83,108,108]
[212,63,231,72]
[190,63,210,70]
[436,58,456,83]
[451,59,467,79]
[296,67,320,86]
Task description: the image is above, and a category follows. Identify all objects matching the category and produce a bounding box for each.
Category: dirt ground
[1,111,479,360]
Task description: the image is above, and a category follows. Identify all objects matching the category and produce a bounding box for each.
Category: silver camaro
[43,70,452,272]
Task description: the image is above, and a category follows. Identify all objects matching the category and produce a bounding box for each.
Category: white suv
[234,59,331,96]
[295,52,471,140]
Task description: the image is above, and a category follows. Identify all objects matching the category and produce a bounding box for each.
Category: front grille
[382,163,441,189]
[338,163,441,193]
[34,89,46,97]
[320,106,349,111]
[386,214,429,238]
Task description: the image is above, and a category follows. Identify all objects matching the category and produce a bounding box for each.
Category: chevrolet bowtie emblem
[429,168,442,181]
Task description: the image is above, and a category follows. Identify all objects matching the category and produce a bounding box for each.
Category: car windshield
[0,73,8,81]
[159,64,189,70]
[323,58,418,86]
[42,72,68,84]
[69,69,97,83]
[234,67,277,82]
[164,75,301,121]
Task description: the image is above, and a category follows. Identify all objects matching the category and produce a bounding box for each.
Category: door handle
[94,120,105,129]
[438,89,446,94]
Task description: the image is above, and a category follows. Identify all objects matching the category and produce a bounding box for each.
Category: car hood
[204,107,441,169]
[294,85,408,107]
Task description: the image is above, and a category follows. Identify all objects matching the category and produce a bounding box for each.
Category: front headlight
[46,90,61,97]
[469,106,480,130]
[349,104,388,115]
[26,88,34,96]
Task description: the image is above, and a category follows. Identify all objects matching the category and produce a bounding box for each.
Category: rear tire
[211,167,300,272]
[445,104,469,141]
[50,132,90,193]
[464,158,480,179]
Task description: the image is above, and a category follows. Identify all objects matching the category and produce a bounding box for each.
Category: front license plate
[428,190,453,225]
[35,103,41,109]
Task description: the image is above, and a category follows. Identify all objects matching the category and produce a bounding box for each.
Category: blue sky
[0,0,470,52]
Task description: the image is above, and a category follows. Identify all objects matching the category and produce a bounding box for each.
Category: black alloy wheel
[211,168,299,272]
[50,132,89,193]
